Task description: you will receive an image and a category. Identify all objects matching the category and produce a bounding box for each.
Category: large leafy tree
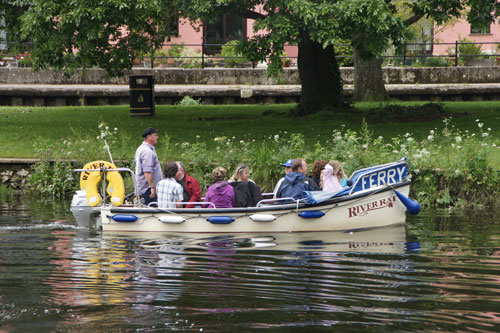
[353,0,500,101]
[180,0,406,114]
[16,0,178,77]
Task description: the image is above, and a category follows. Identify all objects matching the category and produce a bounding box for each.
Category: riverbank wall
[2,66,500,106]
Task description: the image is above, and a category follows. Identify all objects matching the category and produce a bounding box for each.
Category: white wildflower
[362,144,368,149]
[455,136,462,143]
[427,135,434,141]
[196,135,200,139]
[274,135,279,141]
[455,169,460,175]
[493,143,497,147]
[478,122,484,129]
[430,130,435,135]
[482,132,489,137]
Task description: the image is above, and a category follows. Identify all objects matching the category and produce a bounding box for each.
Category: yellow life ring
[80,160,125,207]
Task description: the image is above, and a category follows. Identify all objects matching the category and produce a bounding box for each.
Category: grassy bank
[2,101,500,209]
[2,101,500,159]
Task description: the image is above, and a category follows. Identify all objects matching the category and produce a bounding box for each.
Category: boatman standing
[134,127,163,206]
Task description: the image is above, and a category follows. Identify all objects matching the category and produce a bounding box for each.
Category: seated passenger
[322,160,348,192]
[308,159,326,190]
[204,167,234,208]
[175,161,201,208]
[273,159,294,199]
[276,158,315,200]
[156,161,184,208]
[229,164,263,207]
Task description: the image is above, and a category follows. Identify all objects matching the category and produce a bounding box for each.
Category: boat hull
[99,184,410,233]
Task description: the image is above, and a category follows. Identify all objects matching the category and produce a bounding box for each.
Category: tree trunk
[353,47,389,101]
[297,31,344,115]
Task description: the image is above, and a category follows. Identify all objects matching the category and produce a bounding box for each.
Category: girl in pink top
[321,160,347,192]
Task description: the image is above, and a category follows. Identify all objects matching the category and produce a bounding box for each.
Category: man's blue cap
[281,159,294,167]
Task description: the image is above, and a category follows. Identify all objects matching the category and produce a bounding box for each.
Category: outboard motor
[70,189,102,230]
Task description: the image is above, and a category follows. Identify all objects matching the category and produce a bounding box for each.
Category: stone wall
[2,66,500,85]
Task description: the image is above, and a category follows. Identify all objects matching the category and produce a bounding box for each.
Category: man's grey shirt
[134,141,163,195]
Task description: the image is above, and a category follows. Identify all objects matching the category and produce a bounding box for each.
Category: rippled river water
[1,192,500,332]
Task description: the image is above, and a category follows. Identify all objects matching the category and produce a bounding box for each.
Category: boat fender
[80,160,125,207]
[159,215,186,224]
[298,210,325,219]
[249,214,276,222]
[206,216,235,224]
[110,214,138,223]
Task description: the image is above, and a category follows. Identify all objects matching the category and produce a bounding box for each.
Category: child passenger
[156,161,184,208]
[204,166,234,208]
[322,160,347,192]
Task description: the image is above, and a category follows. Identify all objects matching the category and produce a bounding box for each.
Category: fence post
[402,42,406,65]
[455,40,458,66]
[201,40,206,69]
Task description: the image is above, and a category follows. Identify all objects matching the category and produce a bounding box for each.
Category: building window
[470,23,490,35]
[168,16,179,36]
[203,13,246,54]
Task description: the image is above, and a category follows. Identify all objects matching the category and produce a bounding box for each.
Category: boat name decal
[82,162,115,181]
[348,195,396,218]
[358,165,407,191]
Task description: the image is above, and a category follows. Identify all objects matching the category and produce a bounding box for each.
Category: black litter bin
[130,75,155,116]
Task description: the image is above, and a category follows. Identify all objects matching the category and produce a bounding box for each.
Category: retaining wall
[2,66,500,106]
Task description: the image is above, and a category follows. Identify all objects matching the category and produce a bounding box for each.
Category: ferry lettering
[361,176,368,190]
[378,170,386,186]
[397,166,406,181]
[387,168,396,184]
[369,173,376,188]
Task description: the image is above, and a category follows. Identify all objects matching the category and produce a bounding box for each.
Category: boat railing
[72,167,139,205]
[147,201,216,208]
[256,197,298,207]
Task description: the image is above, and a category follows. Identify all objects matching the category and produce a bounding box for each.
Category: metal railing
[3,40,500,68]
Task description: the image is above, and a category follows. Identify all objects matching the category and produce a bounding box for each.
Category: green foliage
[423,56,448,67]
[220,40,248,68]
[175,47,202,68]
[336,43,354,67]
[16,0,178,76]
[177,96,202,105]
[168,43,186,57]
[458,38,485,65]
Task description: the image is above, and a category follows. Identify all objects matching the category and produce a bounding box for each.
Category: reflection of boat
[103,224,409,254]
[71,159,419,233]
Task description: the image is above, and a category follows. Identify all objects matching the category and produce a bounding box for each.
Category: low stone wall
[2,66,500,85]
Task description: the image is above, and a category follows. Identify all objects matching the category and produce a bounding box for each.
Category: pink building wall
[434,20,500,55]
[163,15,298,59]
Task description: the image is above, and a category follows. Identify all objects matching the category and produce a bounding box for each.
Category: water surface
[1,192,499,331]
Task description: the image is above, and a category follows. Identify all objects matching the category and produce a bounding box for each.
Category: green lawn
[2,101,500,160]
